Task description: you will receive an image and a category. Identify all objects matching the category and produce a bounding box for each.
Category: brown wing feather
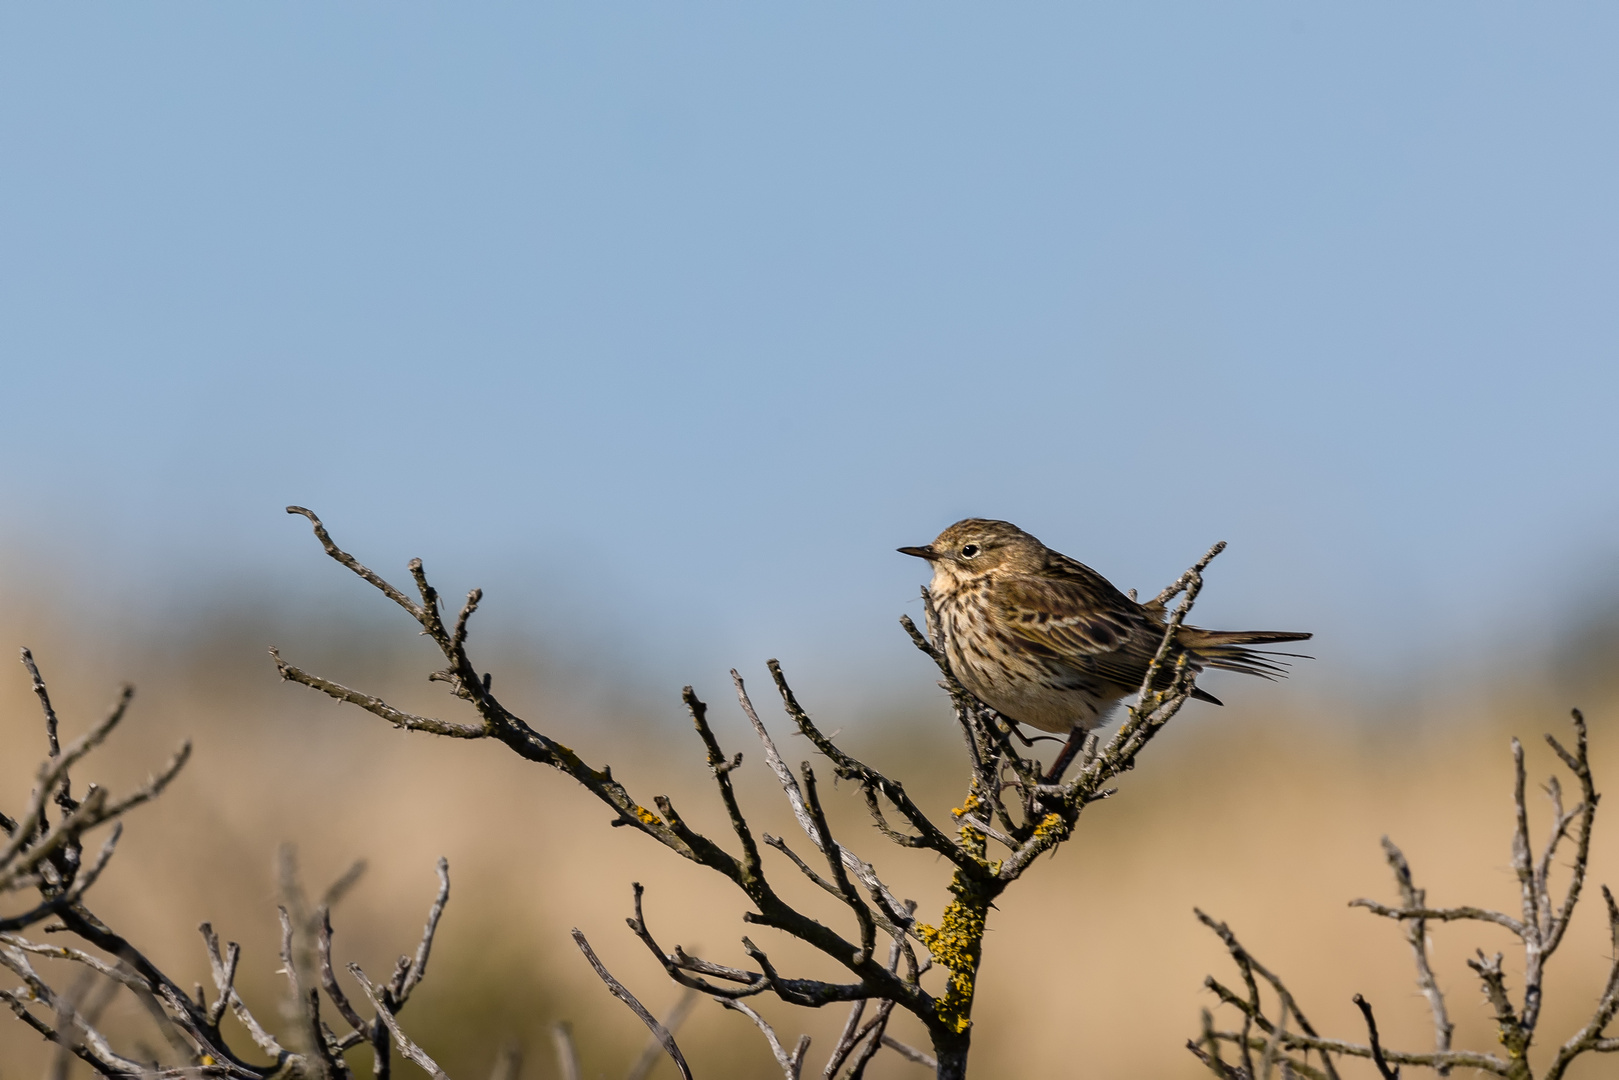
[991,551,1312,700]
[991,555,1161,688]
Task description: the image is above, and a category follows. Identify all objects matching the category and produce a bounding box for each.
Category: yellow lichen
[913,782,1006,1032]
[635,805,661,826]
[951,788,991,864]
[1032,812,1066,842]
[917,872,991,1035]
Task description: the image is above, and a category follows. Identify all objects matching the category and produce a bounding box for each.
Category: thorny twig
[1195,709,1617,1080]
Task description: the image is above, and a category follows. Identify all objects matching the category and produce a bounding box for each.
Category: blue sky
[3,5,1616,706]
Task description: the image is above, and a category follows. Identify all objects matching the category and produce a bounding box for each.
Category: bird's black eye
[960,544,980,558]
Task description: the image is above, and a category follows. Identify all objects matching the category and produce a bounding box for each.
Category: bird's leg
[1041,729,1087,784]
[1001,716,1063,751]
[1002,717,1038,747]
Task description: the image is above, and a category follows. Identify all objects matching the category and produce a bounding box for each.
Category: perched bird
[899,519,1309,776]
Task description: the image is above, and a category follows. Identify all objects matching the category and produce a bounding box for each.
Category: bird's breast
[933,580,1120,734]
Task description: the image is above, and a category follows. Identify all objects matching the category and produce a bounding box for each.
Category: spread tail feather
[1179,628,1314,647]
[1178,627,1313,682]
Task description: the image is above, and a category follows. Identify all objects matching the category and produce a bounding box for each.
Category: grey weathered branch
[1374,837,1453,1073]
[624,988,700,1080]
[733,671,916,936]
[0,652,462,1077]
[352,963,450,1080]
[713,996,811,1080]
[571,928,694,1080]
[1349,899,1525,935]
[1547,885,1619,1078]
[1196,708,1614,1080]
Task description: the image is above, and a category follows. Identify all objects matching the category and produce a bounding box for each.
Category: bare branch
[286,507,423,618]
[0,983,149,1076]
[202,922,284,1058]
[1547,885,1619,1080]
[763,834,841,899]
[321,858,369,912]
[317,909,369,1036]
[801,762,876,966]
[623,885,769,999]
[0,822,124,933]
[279,904,339,1073]
[682,686,764,886]
[451,588,482,654]
[273,510,1300,1077]
[1195,911,1342,1080]
[625,988,700,1080]
[271,650,488,739]
[1206,1026,1504,1077]
[0,685,133,876]
[1153,540,1228,607]
[571,928,693,1080]
[1352,994,1400,1080]
[733,671,916,931]
[713,995,809,1080]
[551,1021,581,1080]
[351,963,450,1080]
[879,1035,937,1069]
[840,1000,898,1080]
[99,739,193,822]
[823,999,867,1079]
[1348,899,1525,936]
[764,661,969,870]
[20,647,63,770]
[1471,948,1529,1064]
[1544,710,1598,960]
[397,858,450,1003]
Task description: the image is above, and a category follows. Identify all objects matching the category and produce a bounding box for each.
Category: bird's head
[898,518,1047,582]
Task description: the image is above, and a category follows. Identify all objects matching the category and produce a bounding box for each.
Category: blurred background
[3,3,1618,1077]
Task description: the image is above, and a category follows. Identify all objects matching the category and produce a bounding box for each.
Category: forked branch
[1195,709,1615,1080]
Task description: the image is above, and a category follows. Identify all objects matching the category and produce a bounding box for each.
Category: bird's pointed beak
[897,545,940,561]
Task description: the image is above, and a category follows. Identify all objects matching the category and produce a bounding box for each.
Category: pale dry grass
[2,606,1616,1079]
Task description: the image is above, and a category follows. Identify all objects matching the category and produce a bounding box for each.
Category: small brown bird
[900,519,1309,773]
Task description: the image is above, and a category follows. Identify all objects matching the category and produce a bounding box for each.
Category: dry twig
[1195,709,1617,1080]
[0,647,470,1078]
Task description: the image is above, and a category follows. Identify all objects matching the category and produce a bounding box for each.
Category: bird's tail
[1177,627,1313,681]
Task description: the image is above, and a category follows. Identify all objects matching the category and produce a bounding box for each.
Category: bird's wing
[992,560,1160,685]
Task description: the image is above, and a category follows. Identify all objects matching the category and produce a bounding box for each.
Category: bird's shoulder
[991,553,1153,656]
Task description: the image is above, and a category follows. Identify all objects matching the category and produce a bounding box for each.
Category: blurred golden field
[3,591,1617,1079]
